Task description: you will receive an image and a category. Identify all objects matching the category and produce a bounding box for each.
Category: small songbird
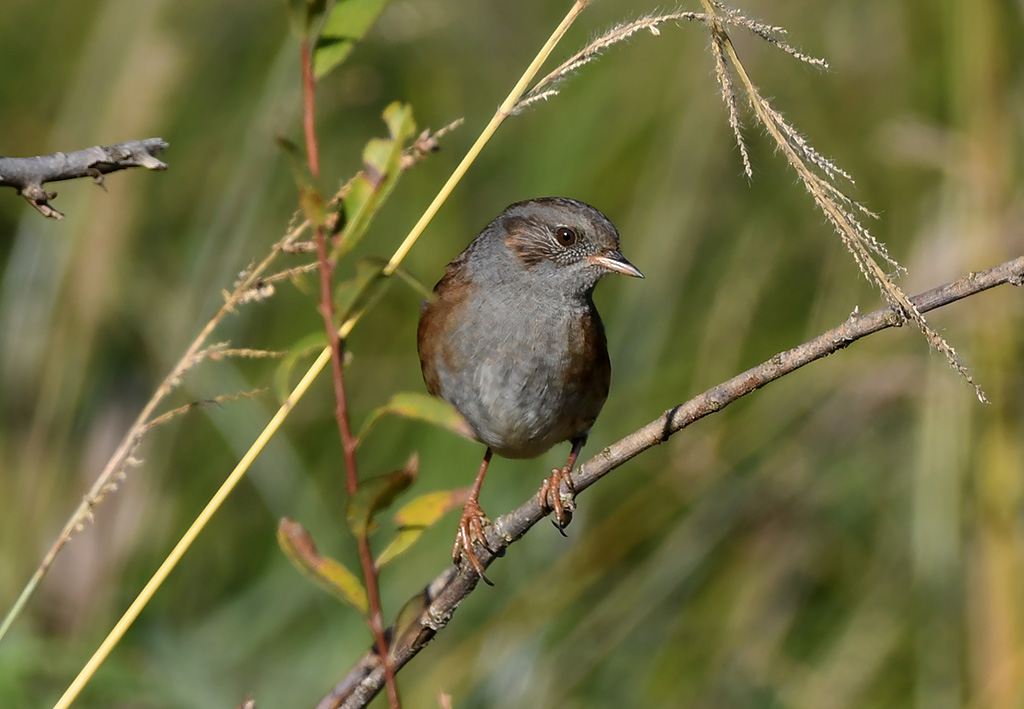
[417,197,643,579]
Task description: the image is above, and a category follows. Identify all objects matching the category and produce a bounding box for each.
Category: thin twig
[0,138,168,218]
[321,254,1024,709]
[142,390,268,431]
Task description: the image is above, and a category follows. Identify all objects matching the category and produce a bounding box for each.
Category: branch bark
[0,137,168,219]
[317,254,1024,709]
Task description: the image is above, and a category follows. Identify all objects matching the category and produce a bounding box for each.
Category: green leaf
[346,454,418,538]
[357,392,476,445]
[394,488,470,527]
[381,101,415,140]
[300,184,329,230]
[375,529,419,569]
[276,136,327,228]
[391,264,436,302]
[274,331,329,401]
[390,586,431,646]
[376,488,469,568]
[278,517,368,614]
[333,102,417,261]
[314,0,390,78]
[343,176,374,243]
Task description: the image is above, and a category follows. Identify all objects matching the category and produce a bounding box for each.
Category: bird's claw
[452,498,494,585]
[538,466,576,530]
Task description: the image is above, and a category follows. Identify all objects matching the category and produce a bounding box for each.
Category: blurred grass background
[1,1,1023,707]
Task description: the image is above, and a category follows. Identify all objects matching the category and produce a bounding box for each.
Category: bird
[417,197,643,580]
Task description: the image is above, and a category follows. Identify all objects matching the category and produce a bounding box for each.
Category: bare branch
[321,254,1024,709]
[0,138,168,219]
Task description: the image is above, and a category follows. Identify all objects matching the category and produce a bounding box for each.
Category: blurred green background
[1,1,1023,707]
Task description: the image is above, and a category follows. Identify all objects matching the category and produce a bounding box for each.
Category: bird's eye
[555,227,577,246]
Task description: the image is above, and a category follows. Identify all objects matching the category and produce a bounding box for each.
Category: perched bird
[417,197,642,579]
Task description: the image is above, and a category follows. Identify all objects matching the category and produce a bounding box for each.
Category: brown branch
[0,138,168,219]
[318,254,1024,709]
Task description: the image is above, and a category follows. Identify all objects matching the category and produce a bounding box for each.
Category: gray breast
[437,283,610,459]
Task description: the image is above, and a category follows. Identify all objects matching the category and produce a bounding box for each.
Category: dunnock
[417,197,642,579]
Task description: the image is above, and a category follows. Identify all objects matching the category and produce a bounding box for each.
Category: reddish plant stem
[300,36,400,709]
[300,39,320,179]
[312,226,399,707]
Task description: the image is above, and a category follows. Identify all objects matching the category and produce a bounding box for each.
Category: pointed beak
[588,250,644,278]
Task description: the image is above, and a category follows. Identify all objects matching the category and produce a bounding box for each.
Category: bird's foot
[452,498,494,585]
[538,466,576,531]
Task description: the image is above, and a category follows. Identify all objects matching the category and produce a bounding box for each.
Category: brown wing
[417,259,474,399]
[562,302,611,436]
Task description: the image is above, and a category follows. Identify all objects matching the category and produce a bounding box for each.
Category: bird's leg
[538,436,585,530]
[453,448,495,584]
